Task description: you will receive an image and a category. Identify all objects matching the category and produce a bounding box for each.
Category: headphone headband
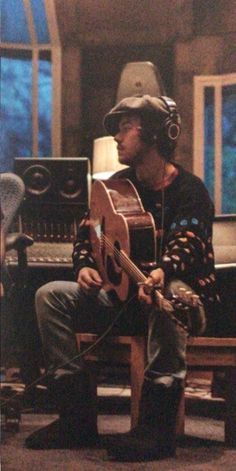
[158,96,181,141]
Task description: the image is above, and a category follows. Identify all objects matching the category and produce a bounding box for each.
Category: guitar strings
[100,234,172,313]
[100,233,192,327]
[158,163,166,261]
[101,233,146,283]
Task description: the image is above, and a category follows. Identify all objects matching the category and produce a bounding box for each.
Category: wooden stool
[76,333,236,446]
[76,334,146,427]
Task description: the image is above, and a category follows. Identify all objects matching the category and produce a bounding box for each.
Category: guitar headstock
[154,286,204,334]
[168,287,202,310]
[154,286,201,313]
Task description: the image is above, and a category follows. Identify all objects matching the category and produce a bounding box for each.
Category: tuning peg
[177,287,187,302]
[191,294,200,307]
[178,287,186,295]
[185,290,193,304]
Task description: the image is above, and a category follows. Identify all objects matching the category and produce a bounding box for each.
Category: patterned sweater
[72,164,220,318]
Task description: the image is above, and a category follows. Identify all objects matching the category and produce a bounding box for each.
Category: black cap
[103,95,173,136]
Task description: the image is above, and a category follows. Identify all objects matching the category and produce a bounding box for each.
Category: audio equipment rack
[6,157,91,269]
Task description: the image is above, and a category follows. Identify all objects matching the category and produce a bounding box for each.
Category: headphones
[139,96,181,151]
[159,96,181,142]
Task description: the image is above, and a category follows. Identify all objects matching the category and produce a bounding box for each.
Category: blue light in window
[0,57,32,172]
[204,87,215,201]
[30,0,50,44]
[1,0,30,44]
[38,58,52,156]
[222,84,236,214]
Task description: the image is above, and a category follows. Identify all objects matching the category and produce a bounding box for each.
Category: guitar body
[90,179,157,301]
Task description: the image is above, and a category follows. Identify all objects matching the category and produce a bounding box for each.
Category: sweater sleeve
[158,177,215,281]
[72,212,97,280]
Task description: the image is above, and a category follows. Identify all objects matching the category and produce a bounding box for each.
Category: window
[194,74,236,215]
[0,0,61,172]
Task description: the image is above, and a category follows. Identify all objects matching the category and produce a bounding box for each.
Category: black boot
[25,373,99,449]
[105,380,183,461]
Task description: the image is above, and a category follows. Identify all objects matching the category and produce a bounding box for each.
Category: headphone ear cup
[163,115,181,141]
[160,96,181,142]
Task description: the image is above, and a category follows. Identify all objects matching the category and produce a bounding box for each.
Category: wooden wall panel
[55,0,193,46]
[60,47,82,156]
[193,0,236,35]
[54,0,236,167]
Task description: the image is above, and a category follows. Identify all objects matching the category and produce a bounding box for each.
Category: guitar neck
[119,250,173,313]
[119,249,147,284]
[103,234,172,312]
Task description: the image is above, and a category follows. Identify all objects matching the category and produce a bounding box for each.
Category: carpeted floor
[1,412,236,471]
[1,378,236,470]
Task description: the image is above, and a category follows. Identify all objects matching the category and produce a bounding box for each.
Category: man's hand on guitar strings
[77,267,103,295]
[138,268,165,305]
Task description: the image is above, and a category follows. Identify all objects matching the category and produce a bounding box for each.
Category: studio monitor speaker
[14,157,91,242]
[14,157,91,205]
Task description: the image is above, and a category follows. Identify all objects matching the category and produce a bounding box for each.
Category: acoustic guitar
[90,179,202,332]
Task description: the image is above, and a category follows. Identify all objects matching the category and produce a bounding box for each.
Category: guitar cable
[157,161,166,263]
[0,291,138,409]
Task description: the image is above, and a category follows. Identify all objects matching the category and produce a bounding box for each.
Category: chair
[0,173,25,235]
[0,173,34,379]
[0,172,34,289]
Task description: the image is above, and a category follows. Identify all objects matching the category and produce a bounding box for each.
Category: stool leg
[130,337,146,428]
[225,367,236,447]
[176,387,185,436]
[76,337,98,426]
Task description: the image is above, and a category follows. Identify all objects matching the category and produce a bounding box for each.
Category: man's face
[114,115,148,166]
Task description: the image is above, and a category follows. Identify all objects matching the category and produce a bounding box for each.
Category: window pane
[38,54,52,156]
[1,0,30,44]
[222,84,236,214]
[30,0,50,44]
[0,56,32,172]
[204,86,215,201]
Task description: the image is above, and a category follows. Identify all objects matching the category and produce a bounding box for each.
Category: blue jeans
[35,280,205,387]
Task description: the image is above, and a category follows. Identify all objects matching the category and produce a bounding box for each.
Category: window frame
[193,73,236,215]
[0,0,61,159]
